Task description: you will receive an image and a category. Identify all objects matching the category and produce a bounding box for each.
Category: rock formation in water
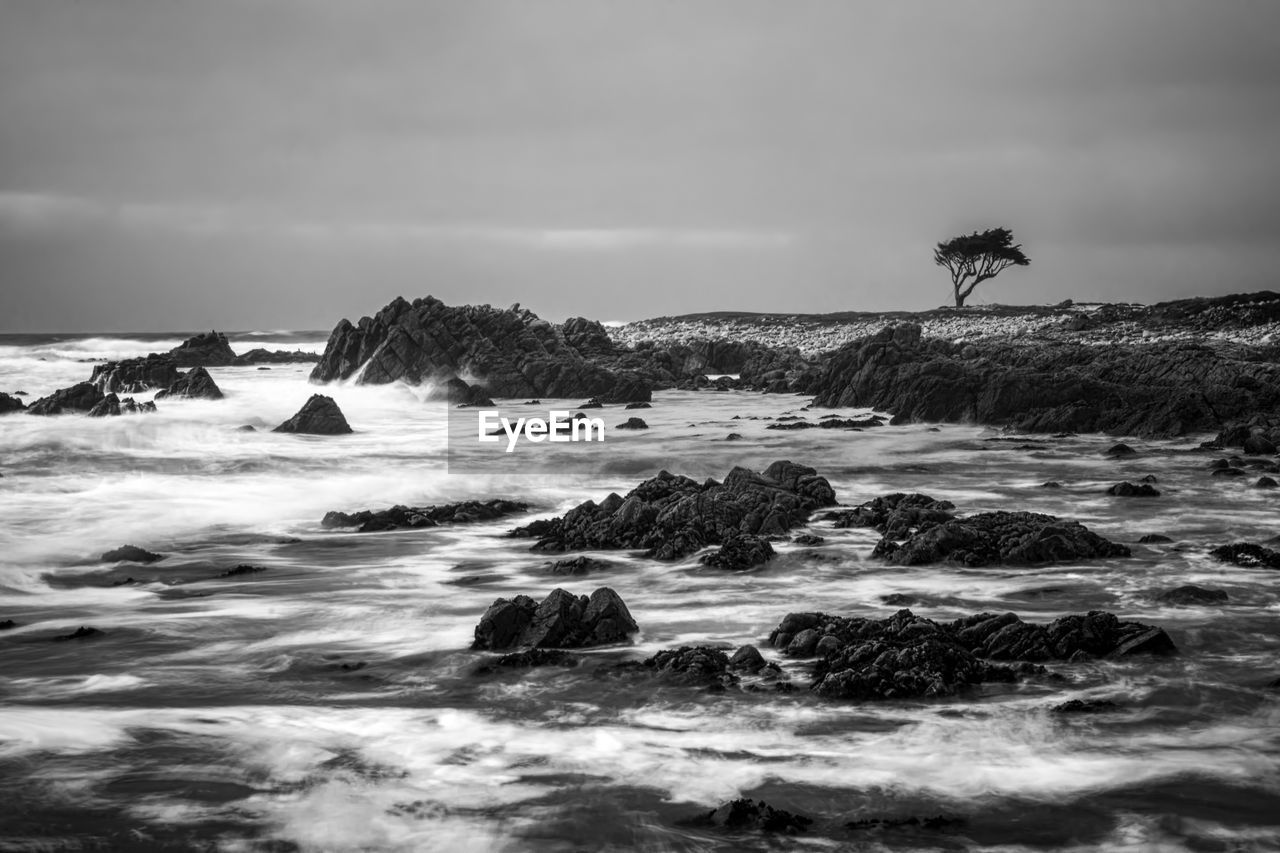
[101,545,164,563]
[89,354,180,394]
[806,321,1280,437]
[26,382,104,416]
[509,460,837,559]
[321,499,529,532]
[0,392,27,414]
[168,331,237,367]
[155,366,223,400]
[273,394,353,435]
[231,348,322,366]
[472,587,638,650]
[873,510,1129,566]
[1209,542,1280,569]
[770,608,1175,700]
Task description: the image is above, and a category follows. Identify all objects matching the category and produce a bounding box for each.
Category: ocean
[1,332,1278,851]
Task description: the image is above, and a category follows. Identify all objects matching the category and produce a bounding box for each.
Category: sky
[2,0,1279,332]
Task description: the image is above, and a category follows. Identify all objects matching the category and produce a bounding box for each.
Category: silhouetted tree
[934,227,1030,307]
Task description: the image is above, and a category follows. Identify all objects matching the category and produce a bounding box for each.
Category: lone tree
[934,227,1030,308]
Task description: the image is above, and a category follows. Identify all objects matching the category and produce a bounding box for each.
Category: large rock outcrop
[273,394,353,435]
[808,324,1280,437]
[510,461,837,559]
[770,608,1175,700]
[321,499,528,532]
[472,587,638,650]
[154,367,223,400]
[310,296,650,401]
[874,510,1130,566]
[169,331,237,367]
[26,382,104,415]
[89,354,180,393]
[0,392,26,414]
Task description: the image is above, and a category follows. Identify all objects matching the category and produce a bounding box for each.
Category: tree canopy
[934,227,1030,307]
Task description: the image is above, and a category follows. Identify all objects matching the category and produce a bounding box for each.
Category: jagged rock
[0,392,25,414]
[54,626,103,642]
[309,296,650,401]
[101,545,163,563]
[1209,542,1280,569]
[321,499,528,532]
[27,382,104,415]
[642,646,737,687]
[823,493,956,539]
[471,587,638,650]
[154,367,223,400]
[273,394,353,435]
[472,648,579,674]
[807,324,1280,437]
[510,461,836,559]
[1209,417,1280,454]
[1107,482,1161,497]
[169,331,236,367]
[699,533,774,570]
[89,354,180,393]
[0,620,18,630]
[767,608,1173,700]
[231,348,322,365]
[725,432,743,441]
[86,393,122,417]
[792,533,825,546]
[1158,585,1228,605]
[688,799,812,835]
[1051,699,1120,714]
[441,377,494,407]
[615,417,648,430]
[873,510,1129,566]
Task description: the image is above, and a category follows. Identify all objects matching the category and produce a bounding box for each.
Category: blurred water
[1,333,1279,851]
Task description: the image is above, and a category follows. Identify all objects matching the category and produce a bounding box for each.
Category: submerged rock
[687,799,813,835]
[1158,585,1228,605]
[471,587,638,650]
[545,555,608,576]
[510,460,836,559]
[873,510,1129,567]
[1209,542,1280,569]
[1051,699,1121,714]
[273,394,353,435]
[101,545,164,563]
[767,608,1174,700]
[53,626,103,642]
[615,417,648,430]
[220,565,267,578]
[321,499,528,532]
[1106,481,1161,497]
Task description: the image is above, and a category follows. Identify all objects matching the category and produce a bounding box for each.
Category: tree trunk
[954,287,966,308]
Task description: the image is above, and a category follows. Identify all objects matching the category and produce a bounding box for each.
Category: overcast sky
[2,1,1279,332]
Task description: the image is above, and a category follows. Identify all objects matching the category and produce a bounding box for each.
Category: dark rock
[169,331,236,367]
[321,499,528,532]
[792,533,825,546]
[874,511,1129,567]
[546,556,607,576]
[1113,627,1177,656]
[1139,534,1172,543]
[823,492,956,539]
[1107,443,1137,456]
[27,382,104,415]
[1106,482,1161,497]
[689,799,812,835]
[615,417,648,430]
[54,626,103,642]
[728,645,768,673]
[89,353,179,393]
[86,393,122,417]
[473,648,579,674]
[101,545,164,563]
[154,367,223,400]
[1256,476,1278,489]
[1212,466,1248,478]
[0,392,26,414]
[1051,699,1120,714]
[510,461,837,560]
[220,565,267,578]
[1209,542,1280,569]
[880,593,920,606]
[471,587,638,650]
[0,619,17,630]
[724,432,743,441]
[232,348,322,366]
[309,296,650,401]
[1041,481,1062,488]
[700,533,774,570]
[625,402,651,409]
[442,377,494,408]
[643,646,737,687]
[273,394,353,435]
[237,425,257,432]
[1158,585,1228,605]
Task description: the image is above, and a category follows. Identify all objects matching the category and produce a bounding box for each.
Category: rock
[1107,482,1161,497]
[546,556,607,576]
[1209,542,1280,569]
[792,533,825,546]
[625,402,651,410]
[728,645,768,673]
[725,432,743,441]
[273,394,353,435]
[1041,481,1062,488]
[473,648,578,674]
[101,545,164,563]
[442,377,494,407]
[1244,435,1279,455]
[237,425,257,432]
[1051,699,1120,714]
[510,461,837,560]
[27,382,104,415]
[154,367,223,400]
[231,348,322,366]
[87,393,122,417]
[0,619,17,630]
[309,296,650,401]
[1158,585,1228,605]
[1107,443,1137,456]
[768,608,1173,700]
[880,593,920,607]
[699,533,774,570]
[0,392,26,414]
[471,587,638,650]
[823,492,956,539]
[89,353,179,393]
[1139,534,1172,543]
[615,417,648,430]
[874,510,1129,566]
[643,646,737,687]
[321,499,528,532]
[54,626,103,642]
[1256,476,1278,489]
[1212,467,1248,478]
[169,331,236,367]
[688,799,812,835]
[220,565,267,578]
